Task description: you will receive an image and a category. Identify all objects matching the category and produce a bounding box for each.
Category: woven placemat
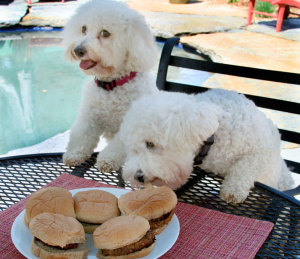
[0,173,273,259]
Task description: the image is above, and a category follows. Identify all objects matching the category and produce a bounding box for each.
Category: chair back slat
[164,82,300,116]
[170,56,300,85]
[285,160,300,174]
[278,129,300,144]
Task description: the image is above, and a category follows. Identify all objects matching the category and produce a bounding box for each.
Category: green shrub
[254,1,276,17]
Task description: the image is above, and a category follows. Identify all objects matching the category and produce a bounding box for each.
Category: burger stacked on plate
[24,185,177,259]
[29,212,89,259]
[25,187,89,259]
[93,215,156,259]
[118,186,178,235]
[73,189,120,234]
[24,187,76,227]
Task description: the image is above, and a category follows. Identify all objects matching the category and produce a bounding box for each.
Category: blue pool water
[0,31,211,155]
[0,32,89,155]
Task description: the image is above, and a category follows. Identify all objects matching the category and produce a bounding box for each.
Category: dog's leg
[63,115,101,166]
[219,155,268,204]
[96,133,126,173]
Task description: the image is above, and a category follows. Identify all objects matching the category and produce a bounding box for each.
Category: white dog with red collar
[62,0,158,172]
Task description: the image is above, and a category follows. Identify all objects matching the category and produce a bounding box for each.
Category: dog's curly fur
[120,89,295,203]
[62,0,158,171]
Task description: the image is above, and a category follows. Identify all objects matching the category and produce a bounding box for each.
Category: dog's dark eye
[82,25,87,35]
[146,141,155,149]
[100,30,111,38]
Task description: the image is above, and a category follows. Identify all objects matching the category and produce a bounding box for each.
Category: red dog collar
[94,72,137,91]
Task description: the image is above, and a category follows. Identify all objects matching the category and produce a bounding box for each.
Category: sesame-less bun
[74,190,120,223]
[29,212,88,259]
[31,239,89,259]
[118,186,177,235]
[24,187,75,227]
[93,215,155,259]
[94,215,150,249]
[79,222,100,234]
[118,186,177,220]
[29,212,85,247]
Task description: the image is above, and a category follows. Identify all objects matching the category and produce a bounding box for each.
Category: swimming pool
[0,30,210,155]
[0,31,88,155]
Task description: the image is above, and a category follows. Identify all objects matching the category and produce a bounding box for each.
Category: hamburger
[29,212,89,259]
[118,186,177,235]
[24,187,76,227]
[93,215,155,259]
[73,189,120,233]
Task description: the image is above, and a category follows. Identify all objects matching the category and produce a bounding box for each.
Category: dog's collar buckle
[194,135,214,165]
[94,72,137,91]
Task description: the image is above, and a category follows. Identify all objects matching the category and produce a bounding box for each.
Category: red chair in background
[247,0,300,32]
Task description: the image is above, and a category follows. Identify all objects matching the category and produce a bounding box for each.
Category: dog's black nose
[74,45,86,58]
[134,170,144,183]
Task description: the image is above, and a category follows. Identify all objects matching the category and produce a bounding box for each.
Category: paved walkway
[0,0,299,163]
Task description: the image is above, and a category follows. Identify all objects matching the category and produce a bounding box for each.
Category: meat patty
[79,220,101,225]
[149,209,175,230]
[35,238,78,250]
[101,230,155,256]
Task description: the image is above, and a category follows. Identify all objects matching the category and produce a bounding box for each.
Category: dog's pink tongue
[80,60,96,70]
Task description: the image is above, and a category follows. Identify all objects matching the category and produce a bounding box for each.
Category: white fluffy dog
[120,89,295,203]
[62,0,158,171]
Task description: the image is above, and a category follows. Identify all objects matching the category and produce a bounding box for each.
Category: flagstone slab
[128,0,248,18]
[181,30,300,73]
[143,11,247,38]
[0,3,27,27]
[247,19,300,42]
[20,2,80,27]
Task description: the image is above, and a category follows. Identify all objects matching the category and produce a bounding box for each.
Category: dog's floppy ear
[190,102,222,144]
[126,13,157,72]
[62,16,79,62]
[161,97,222,150]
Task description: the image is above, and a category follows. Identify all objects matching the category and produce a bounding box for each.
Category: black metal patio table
[0,152,299,258]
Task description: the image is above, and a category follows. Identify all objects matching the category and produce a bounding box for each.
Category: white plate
[11,187,180,259]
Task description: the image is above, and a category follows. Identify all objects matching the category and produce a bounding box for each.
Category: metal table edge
[0,152,299,207]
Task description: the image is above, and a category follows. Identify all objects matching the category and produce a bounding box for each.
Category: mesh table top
[0,153,299,258]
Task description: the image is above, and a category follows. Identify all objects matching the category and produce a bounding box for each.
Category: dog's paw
[97,159,119,173]
[219,185,249,204]
[63,152,90,166]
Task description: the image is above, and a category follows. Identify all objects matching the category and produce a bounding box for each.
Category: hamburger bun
[93,215,155,259]
[24,187,75,227]
[118,186,177,235]
[73,189,120,233]
[29,212,88,259]
[31,239,89,259]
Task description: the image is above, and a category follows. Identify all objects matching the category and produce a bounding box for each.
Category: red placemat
[0,173,273,259]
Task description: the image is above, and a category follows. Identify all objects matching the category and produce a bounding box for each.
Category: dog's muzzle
[134,170,145,183]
